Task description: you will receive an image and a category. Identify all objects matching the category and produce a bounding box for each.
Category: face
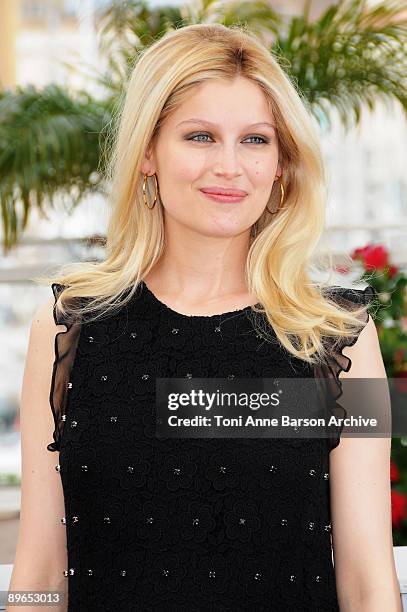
[141,76,282,238]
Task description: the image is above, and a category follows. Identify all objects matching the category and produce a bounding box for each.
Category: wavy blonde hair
[37,23,375,365]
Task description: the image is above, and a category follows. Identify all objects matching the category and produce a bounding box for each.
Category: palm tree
[0,0,406,252]
[275,0,407,129]
[0,84,111,251]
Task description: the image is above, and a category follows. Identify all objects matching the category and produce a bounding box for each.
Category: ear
[140,143,156,176]
[275,162,282,180]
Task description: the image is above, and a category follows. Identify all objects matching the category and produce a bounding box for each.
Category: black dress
[47,280,375,611]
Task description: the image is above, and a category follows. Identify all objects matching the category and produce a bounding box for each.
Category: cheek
[253,162,273,183]
[157,140,203,183]
[171,152,206,184]
[254,171,270,182]
[177,165,200,182]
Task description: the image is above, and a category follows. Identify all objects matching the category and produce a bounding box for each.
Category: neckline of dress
[141,280,261,321]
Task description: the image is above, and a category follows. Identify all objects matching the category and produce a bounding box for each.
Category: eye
[245,135,269,144]
[188,133,212,142]
[186,132,270,144]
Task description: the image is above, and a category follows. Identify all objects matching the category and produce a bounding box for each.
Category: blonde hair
[37,23,375,365]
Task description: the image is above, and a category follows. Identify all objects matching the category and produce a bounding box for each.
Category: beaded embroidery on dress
[47,280,375,611]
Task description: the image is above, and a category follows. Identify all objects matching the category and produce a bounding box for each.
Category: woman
[9,23,400,612]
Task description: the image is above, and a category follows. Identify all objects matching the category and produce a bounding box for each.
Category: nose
[212,144,243,178]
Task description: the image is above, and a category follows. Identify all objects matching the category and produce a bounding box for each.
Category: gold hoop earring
[266,180,286,215]
[143,173,158,209]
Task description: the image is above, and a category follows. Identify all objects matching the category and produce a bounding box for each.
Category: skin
[141,75,401,610]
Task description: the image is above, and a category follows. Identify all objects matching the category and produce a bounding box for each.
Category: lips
[199,187,248,203]
[200,187,248,196]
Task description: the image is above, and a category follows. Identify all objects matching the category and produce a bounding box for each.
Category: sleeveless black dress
[47,280,375,611]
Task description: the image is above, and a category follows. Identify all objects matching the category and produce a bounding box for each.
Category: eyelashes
[186,132,270,145]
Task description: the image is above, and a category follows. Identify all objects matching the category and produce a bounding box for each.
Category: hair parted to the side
[36,22,376,365]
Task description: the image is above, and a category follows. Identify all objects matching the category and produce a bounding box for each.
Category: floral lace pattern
[48,281,375,611]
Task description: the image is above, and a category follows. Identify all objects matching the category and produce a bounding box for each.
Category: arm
[330,315,401,611]
[6,297,68,612]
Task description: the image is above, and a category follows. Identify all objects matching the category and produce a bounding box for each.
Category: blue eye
[246,135,268,144]
[189,133,211,142]
[187,133,269,144]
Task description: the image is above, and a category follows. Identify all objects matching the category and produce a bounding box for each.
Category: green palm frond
[0,84,111,251]
[96,0,186,53]
[182,0,280,35]
[91,0,187,103]
[273,0,407,129]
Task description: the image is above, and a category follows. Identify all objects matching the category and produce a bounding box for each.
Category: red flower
[388,265,399,278]
[391,460,400,483]
[351,244,389,270]
[391,490,407,528]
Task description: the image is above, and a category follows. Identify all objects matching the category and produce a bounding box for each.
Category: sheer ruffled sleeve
[314,284,377,452]
[47,283,82,452]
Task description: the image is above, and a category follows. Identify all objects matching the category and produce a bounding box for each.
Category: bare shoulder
[31,295,58,330]
[28,294,68,355]
[23,294,62,438]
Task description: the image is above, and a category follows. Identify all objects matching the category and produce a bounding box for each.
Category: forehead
[168,77,275,128]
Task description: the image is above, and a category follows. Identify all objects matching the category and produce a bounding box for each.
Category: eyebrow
[176,118,276,130]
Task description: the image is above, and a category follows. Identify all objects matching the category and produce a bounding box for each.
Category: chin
[199,224,246,239]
